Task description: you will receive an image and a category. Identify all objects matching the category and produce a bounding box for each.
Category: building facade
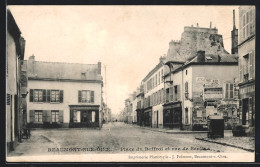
[6,9,26,152]
[237,6,255,136]
[142,58,165,128]
[26,55,103,128]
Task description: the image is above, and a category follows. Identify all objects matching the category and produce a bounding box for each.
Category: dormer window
[81,72,86,79]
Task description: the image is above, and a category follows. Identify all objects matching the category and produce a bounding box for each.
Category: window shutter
[59,110,63,123]
[47,90,50,102]
[91,91,94,103]
[177,85,180,101]
[239,58,242,82]
[30,89,33,102]
[249,52,253,79]
[46,110,51,122]
[60,90,63,103]
[78,91,82,103]
[42,110,47,122]
[230,84,234,99]
[43,90,46,102]
[252,51,255,79]
[225,83,229,99]
[239,99,243,118]
[30,110,35,123]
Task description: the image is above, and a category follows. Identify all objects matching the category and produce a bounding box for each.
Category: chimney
[233,9,236,30]
[210,21,212,29]
[231,9,238,54]
[98,61,101,74]
[197,23,199,27]
[197,50,205,62]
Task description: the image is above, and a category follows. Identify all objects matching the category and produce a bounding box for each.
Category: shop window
[92,111,96,122]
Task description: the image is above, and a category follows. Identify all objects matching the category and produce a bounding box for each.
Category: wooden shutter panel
[177,85,180,101]
[78,91,82,103]
[252,51,255,79]
[59,110,63,123]
[43,90,46,102]
[29,110,35,123]
[91,91,94,103]
[239,57,243,82]
[46,110,51,122]
[30,89,33,102]
[239,99,243,118]
[42,110,47,122]
[249,52,253,79]
[60,90,63,103]
[46,90,50,102]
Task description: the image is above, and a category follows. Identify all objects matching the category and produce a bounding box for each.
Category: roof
[27,59,102,81]
[142,61,164,82]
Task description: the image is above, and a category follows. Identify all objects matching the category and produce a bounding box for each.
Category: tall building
[6,9,26,152]
[237,6,255,136]
[26,55,103,128]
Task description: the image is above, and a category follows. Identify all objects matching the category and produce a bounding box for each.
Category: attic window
[206,56,212,60]
[81,72,86,79]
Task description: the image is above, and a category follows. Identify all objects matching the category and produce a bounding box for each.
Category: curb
[195,137,254,152]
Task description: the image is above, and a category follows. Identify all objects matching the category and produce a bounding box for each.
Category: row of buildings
[6,9,107,153]
[122,6,255,135]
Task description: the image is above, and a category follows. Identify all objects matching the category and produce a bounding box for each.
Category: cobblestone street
[8,122,251,156]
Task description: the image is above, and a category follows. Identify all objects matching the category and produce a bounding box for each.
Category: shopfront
[163,102,182,129]
[69,105,100,128]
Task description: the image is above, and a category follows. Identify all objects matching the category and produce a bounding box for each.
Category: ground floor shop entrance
[143,107,152,127]
[69,105,100,128]
[163,102,182,129]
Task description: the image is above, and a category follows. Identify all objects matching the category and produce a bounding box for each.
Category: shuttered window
[51,110,59,122]
[79,90,94,103]
[249,51,254,79]
[30,89,63,103]
[224,83,234,99]
[35,110,43,123]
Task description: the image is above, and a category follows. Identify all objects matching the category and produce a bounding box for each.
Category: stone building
[136,85,144,126]
[6,9,26,152]
[26,55,103,128]
[237,6,255,136]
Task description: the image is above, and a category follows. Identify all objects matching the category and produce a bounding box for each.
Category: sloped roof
[27,60,102,81]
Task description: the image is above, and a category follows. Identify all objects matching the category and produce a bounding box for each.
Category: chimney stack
[231,9,238,54]
[210,21,212,29]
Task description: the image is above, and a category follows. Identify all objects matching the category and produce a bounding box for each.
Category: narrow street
[9,122,249,156]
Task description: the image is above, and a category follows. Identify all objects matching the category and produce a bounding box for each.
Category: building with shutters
[26,55,103,128]
[237,6,255,136]
[6,9,26,152]
[164,50,238,131]
[142,57,166,128]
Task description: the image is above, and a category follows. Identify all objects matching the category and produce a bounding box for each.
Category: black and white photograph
[6,5,255,162]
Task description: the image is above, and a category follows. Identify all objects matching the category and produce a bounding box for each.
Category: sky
[8,5,239,115]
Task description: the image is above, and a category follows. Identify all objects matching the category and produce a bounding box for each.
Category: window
[224,83,234,99]
[30,89,63,103]
[81,72,86,79]
[79,90,94,103]
[185,108,189,124]
[166,88,169,102]
[161,69,164,83]
[186,70,188,75]
[185,82,189,98]
[92,111,96,122]
[51,90,60,102]
[158,72,160,84]
[169,87,173,102]
[242,8,255,40]
[35,111,43,123]
[33,89,44,102]
[174,85,178,101]
[51,110,59,122]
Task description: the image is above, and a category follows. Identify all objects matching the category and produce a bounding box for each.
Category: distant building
[136,85,144,126]
[237,6,255,136]
[26,55,103,128]
[6,9,26,152]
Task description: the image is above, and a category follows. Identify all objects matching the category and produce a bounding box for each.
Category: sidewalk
[132,124,207,134]
[131,124,254,152]
[195,134,255,152]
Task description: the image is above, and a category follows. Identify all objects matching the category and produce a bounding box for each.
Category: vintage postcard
[6,5,255,162]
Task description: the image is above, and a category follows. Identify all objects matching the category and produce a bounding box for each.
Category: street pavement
[8,122,250,156]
